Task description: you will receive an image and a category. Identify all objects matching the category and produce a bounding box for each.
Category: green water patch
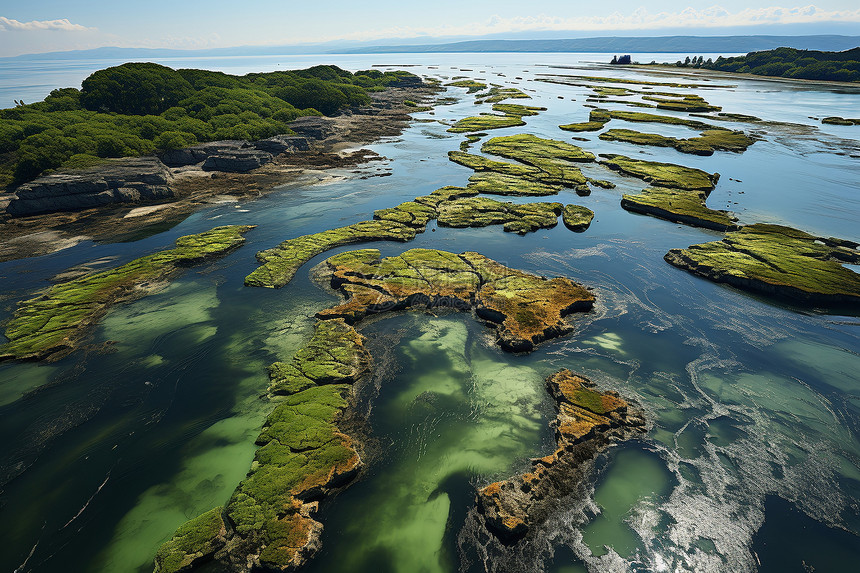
[304,316,549,573]
[773,339,860,395]
[0,361,59,407]
[581,447,674,559]
[0,225,254,362]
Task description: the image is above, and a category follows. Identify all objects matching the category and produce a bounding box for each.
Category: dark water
[1,53,859,573]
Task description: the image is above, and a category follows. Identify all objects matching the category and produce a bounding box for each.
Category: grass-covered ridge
[0,225,255,361]
[0,62,419,185]
[665,224,860,307]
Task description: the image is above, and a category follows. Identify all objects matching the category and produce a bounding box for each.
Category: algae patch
[0,225,255,362]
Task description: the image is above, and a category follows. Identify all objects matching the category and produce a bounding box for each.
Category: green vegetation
[562,205,595,232]
[0,225,254,362]
[665,224,860,306]
[437,196,563,234]
[447,113,526,133]
[600,128,756,156]
[153,507,225,573]
[492,103,545,116]
[641,94,721,112]
[162,247,596,570]
[695,47,860,82]
[599,154,718,190]
[449,151,551,180]
[1,63,418,185]
[466,172,561,196]
[244,220,419,288]
[822,116,860,125]
[459,132,487,151]
[446,79,488,93]
[621,187,738,231]
[477,86,531,104]
[560,109,611,132]
[605,109,715,129]
[481,134,594,185]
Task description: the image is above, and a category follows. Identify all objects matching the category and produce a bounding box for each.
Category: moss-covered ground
[159,248,595,570]
[599,153,718,190]
[621,187,739,231]
[466,172,561,196]
[447,113,526,133]
[437,196,563,234]
[446,80,487,93]
[665,224,860,307]
[641,94,722,112]
[600,128,756,156]
[476,86,531,104]
[560,109,611,132]
[562,205,595,232]
[481,134,594,185]
[822,117,860,126]
[0,225,254,361]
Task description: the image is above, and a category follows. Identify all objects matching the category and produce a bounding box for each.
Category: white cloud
[0,16,92,32]
[333,5,860,41]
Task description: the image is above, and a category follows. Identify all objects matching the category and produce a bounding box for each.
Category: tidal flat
[0,53,859,573]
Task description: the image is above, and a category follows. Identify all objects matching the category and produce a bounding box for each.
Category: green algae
[690,112,762,123]
[373,200,438,228]
[437,196,563,234]
[621,187,739,231]
[267,319,370,396]
[587,178,616,189]
[244,220,417,289]
[477,86,531,104]
[600,128,756,156]
[459,132,487,152]
[822,117,860,126]
[446,80,487,93]
[481,134,594,186]
[447,113,526,133]
[606,109,716,130]
[599,153,718,191]
[153,507,225,573]
[491,103,545,116]
[641,94,722,112]
[562,204,595,232]
[560,109,611,132]
[665,223,860,307]
[0,225,254,362]
[160,249,595,571]
[467,172,561,196]
[449,150,549,180]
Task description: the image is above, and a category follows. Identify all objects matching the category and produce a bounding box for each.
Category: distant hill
[340,35,860,54]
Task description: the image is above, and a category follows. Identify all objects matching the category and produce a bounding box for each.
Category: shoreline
[0,83,439,263]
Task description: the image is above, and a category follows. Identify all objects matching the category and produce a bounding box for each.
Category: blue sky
[2,2,860,56]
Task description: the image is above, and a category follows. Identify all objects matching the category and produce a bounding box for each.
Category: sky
[2,1,860,56]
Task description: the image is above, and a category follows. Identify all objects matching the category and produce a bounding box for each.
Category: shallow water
[1,53,859,573]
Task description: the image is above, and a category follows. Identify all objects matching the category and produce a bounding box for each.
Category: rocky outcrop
[0,225,255,362]
[289,116,337,140]
[158,141,247,167]
[477,370,646,543]
[252,135,310,155]
[665,223,860,308]
[562,204,595,232]
[6,157,173,218]
[317,248,595,352]
[201,148,274,172]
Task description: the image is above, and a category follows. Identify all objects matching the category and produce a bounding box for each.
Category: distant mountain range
[340,35,860,54]
[3,35,858,62]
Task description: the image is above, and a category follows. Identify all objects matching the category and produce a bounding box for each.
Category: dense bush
[1,63,419,185]
[675,47,860,82]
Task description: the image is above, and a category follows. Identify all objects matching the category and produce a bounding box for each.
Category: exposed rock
[822,116,860,126]
[665,223,860,308]
[0,225,255,362]
[252,135,310,155]
[158,141,246,167]
[477,370,646,543]
[201,148,274,172]
[622,187,739,231]
[6,157,173,218]
[562,204,595,232]
[289,116,337,140]
[318,248,595,352]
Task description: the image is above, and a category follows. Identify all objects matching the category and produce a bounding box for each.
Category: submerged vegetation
[0,225,254,361]
[159,247,596,570]
[0,62,418,185]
